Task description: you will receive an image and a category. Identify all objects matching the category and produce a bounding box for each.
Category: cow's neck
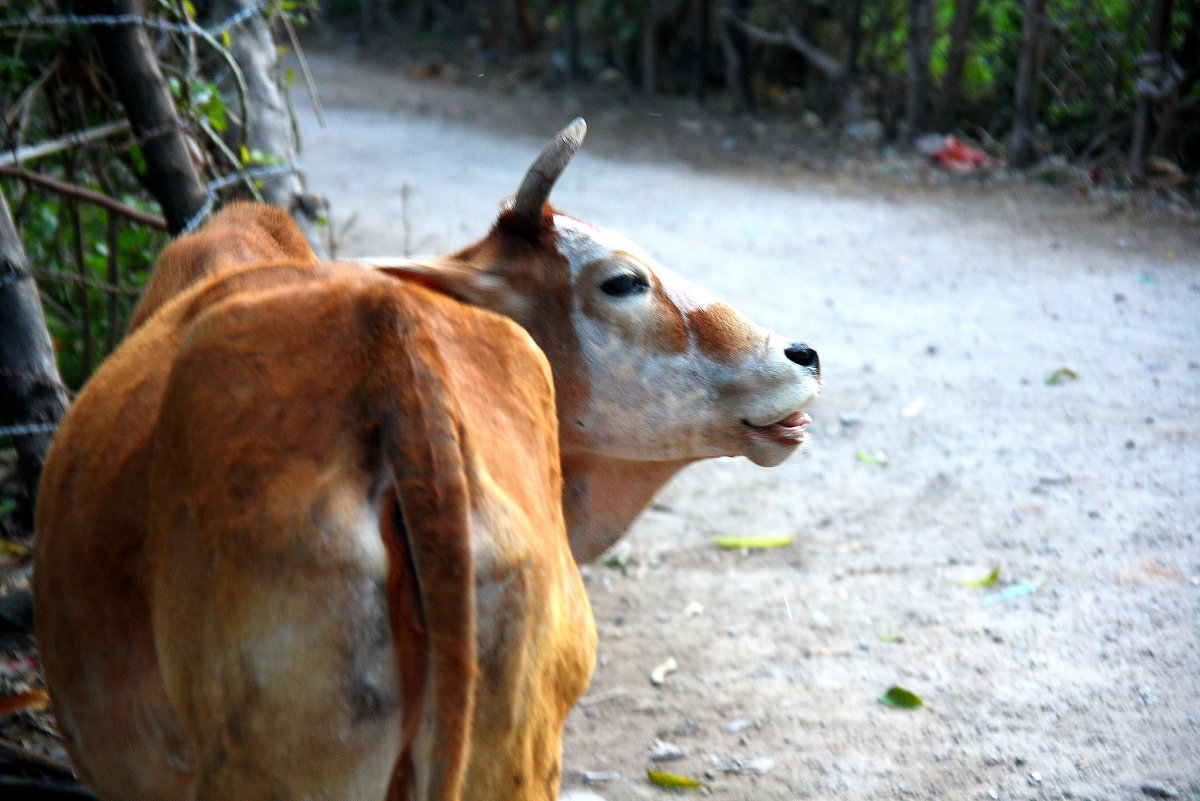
[560,453,692,563]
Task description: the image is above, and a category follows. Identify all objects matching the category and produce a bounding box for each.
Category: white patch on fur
[553,215,719,312]
[355,497,390,573]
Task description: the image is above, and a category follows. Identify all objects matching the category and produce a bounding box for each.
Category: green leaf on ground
[954,565,1001,588]
[878,685,923,709]
[713,535,794,550]
[1045,367,1079,385]
[647,768,705,789]
[878,634,905,643]
[855,449,888,466]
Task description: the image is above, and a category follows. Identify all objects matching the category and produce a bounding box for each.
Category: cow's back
[127,202,317,332]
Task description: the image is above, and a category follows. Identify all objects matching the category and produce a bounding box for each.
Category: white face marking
[661,272,721,314]
[545,215,821,466]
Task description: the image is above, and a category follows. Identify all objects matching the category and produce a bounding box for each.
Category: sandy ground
[308,50,1198,801]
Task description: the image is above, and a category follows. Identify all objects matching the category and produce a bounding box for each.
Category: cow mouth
[742,411,812,446]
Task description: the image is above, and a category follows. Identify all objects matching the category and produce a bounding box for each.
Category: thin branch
[7,262,144,297]
[190,19,253,150]
[154,0,253,159]
[0,120,131,168]
[105,208,122,350]
[0,166,168,230]
[3,56,59,130]
[196,115,265,201]
[33,265,143,297]
[68,193,94,377]
[724,10,843,81]
[35,266,141,297]
[276,2,325,126]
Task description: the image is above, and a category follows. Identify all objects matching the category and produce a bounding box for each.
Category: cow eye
[599,273,649,297]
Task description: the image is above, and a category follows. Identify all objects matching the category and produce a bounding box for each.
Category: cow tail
[370,295,476,801]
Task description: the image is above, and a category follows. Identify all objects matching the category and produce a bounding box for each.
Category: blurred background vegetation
[331,0,1197,173]
[0,0,1197,536]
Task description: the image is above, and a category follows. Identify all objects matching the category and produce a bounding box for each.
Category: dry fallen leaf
[649,657,678,686]
[0,688,50,718]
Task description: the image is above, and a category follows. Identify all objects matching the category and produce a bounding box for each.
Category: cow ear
[370,259,507,310]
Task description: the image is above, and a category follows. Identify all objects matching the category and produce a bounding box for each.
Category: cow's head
[380,119,821,559]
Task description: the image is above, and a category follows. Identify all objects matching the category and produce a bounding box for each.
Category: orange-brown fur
[688,302,762,362]
[127,203,317,331]
[35,203,595,801]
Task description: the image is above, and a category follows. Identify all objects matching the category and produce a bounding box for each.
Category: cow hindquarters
[147,482,405,801]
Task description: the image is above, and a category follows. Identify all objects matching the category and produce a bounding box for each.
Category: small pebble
[648,740,686,762]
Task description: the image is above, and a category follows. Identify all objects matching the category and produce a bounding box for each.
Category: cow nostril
[785,343,819,370]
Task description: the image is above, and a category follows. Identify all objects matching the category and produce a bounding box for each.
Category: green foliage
[168,76,230,133]
[592,0,647,46]
[5,182,165,390]
[314,0,1195,175]
[0,0,307,392]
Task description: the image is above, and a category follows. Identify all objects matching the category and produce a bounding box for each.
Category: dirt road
[297,51,1199,801]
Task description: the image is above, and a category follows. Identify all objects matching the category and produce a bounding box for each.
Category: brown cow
[34,120,820,801]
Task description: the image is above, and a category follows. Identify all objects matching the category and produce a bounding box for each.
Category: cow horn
[511,117,587,224]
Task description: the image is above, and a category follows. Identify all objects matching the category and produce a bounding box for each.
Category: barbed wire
[0,421,59,438]
[0,0,272,37]
[181,162,300,233]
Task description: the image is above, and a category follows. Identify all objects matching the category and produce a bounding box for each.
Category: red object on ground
[934,135,991,173]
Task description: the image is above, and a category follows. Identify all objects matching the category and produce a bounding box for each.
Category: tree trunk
[197,0,325,251]
[641,0,658,94]
[843,0,865,84]
[563,0,581,80]
[1151,2,1199,160]
[935,0,983,131]
[691,0,711,100]
[74,0,208,234]
[1129,0,1175,176]
[511,0,539,50]
[360,0,375,46]
[1009,0,1049,168]
[0,189,70,514]
[901,0,935,140]
[720,0,754,112]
